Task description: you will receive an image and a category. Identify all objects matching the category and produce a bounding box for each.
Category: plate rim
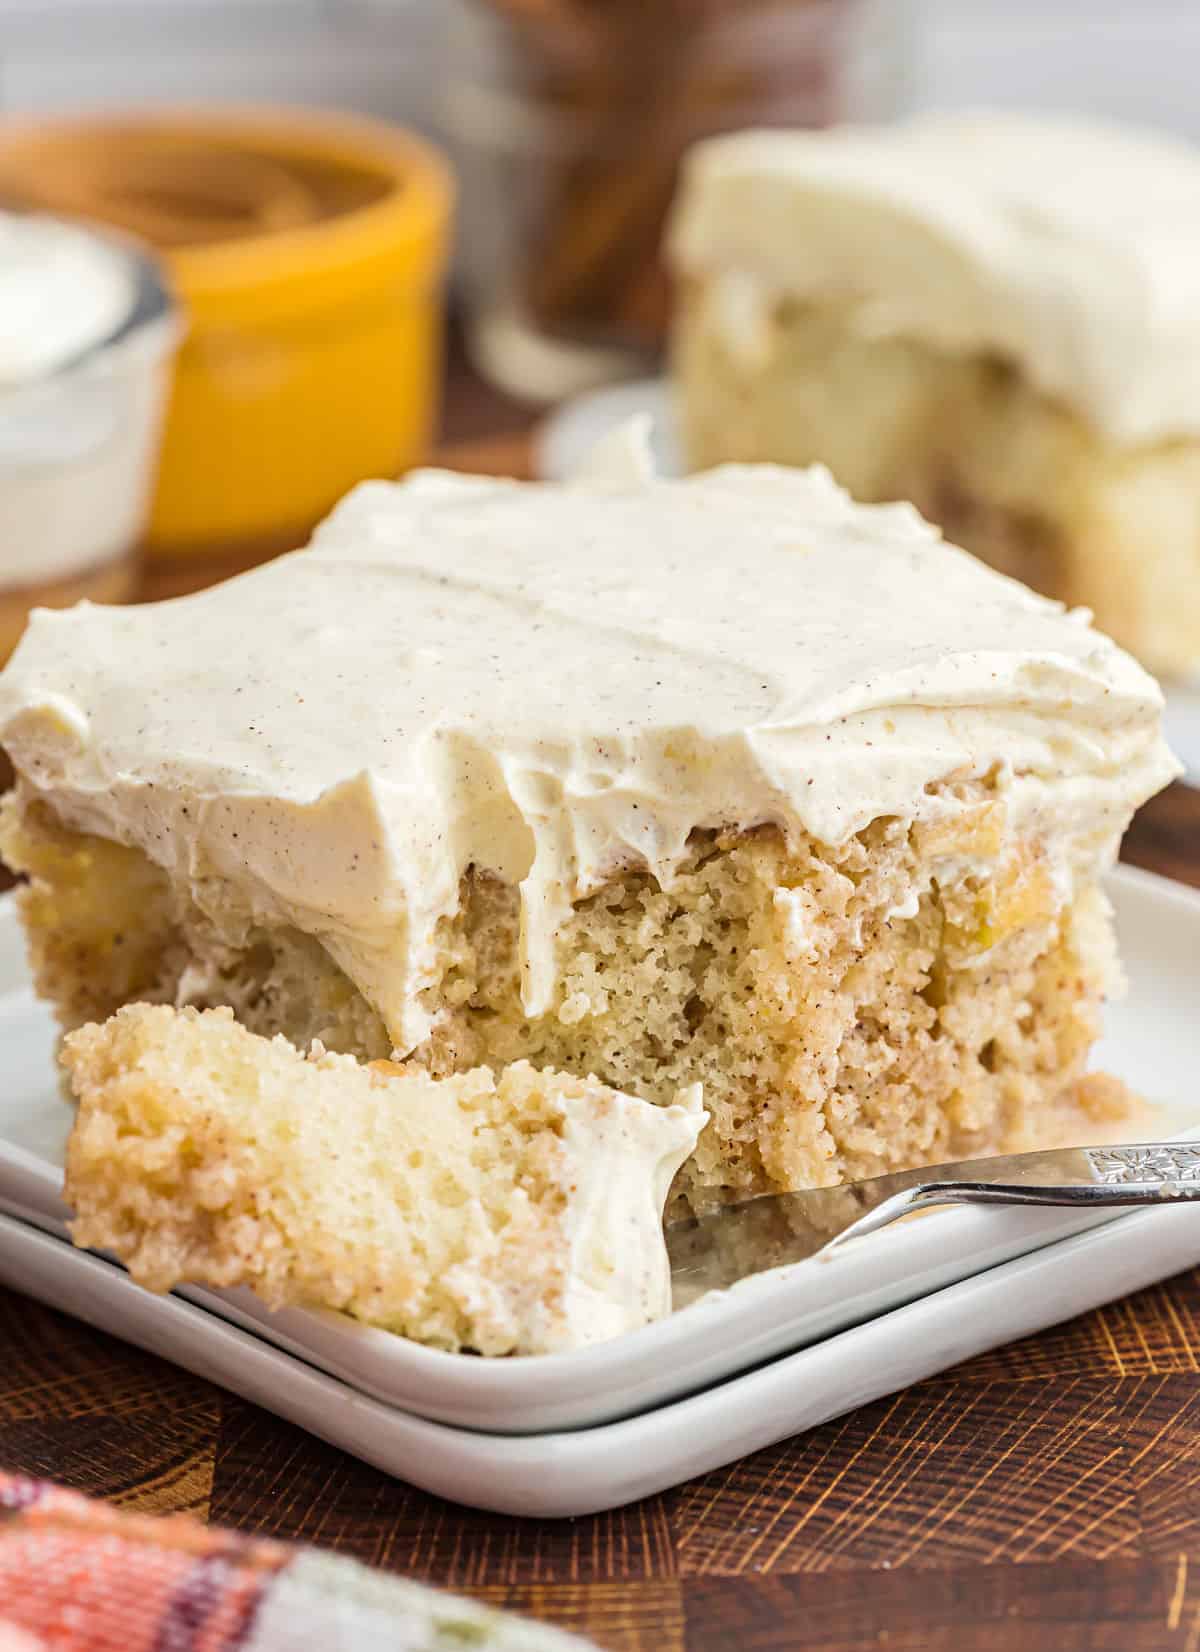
[4,1190,1200,1517]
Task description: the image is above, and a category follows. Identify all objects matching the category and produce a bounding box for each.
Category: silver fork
[666,1142,1200,1302]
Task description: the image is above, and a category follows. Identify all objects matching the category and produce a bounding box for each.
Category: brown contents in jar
[478,0,841,352]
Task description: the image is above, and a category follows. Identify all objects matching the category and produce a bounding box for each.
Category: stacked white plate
[3,866,1200,1517]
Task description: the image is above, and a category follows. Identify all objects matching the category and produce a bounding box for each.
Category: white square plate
[2,862,1200,1463]
[4,1152,1200,1518]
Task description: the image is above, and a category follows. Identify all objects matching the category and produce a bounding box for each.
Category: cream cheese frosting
[0,459,1179,1051]
[668,114,1200,446]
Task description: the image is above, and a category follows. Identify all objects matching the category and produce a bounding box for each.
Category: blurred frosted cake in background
[670,114,1200,676]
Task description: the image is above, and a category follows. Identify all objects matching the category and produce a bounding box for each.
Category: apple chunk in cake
[0,458,1177,1227]
[670,116,1200,675]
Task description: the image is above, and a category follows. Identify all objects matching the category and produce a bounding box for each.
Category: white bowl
[0,227,177,606]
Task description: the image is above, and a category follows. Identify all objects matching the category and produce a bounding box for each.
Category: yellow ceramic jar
[0,108,454,570]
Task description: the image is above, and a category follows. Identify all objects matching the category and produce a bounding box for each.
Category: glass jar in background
[444,0,912,402]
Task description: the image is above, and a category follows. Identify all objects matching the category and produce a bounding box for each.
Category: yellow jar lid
[0,105,454,324]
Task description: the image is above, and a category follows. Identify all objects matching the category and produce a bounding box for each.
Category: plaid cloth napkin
[0,1473,595,1650]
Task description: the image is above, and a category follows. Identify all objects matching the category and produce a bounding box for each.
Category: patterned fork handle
[667,1143,1200,1298]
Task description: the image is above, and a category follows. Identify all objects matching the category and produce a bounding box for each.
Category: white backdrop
[0,1,440,127]
[916,0,1200,141]
[0,1,1197,142]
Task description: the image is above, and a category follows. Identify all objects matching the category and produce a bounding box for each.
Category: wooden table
[4,357,1200,1650]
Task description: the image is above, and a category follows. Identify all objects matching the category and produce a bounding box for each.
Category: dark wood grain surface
[3,353,1200,1649]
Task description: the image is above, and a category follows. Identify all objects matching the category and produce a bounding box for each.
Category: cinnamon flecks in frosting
[0,461,1179,1053]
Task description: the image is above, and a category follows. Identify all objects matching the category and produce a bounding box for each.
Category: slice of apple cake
[0,458,1178,1232]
